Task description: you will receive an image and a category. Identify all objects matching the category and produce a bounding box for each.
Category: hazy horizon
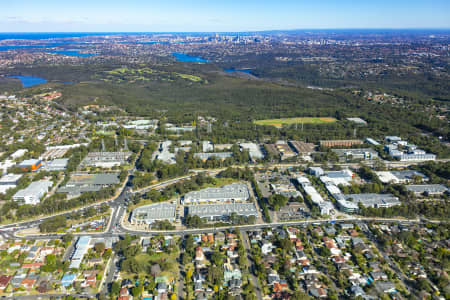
[2,0,449,32]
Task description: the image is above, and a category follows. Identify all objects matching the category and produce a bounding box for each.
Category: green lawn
[254,117,337,128]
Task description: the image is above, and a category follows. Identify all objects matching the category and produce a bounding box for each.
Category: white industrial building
[130,202,177,225]
[10,149,28,160]
[0,174,22,194]
[155,141,176,164]
[320,170,354,186]
[81,152,132,168]
[194,152,233,161]
[202,141,214,152]
[297,176,334,215]
[182,183,250,205]
[69,236,91,269]
[239,143,265,160]
[44,158,69,171]
[344,194,400,208]
[376,170,428,184]
[406,184,448,196]
[187,203,258,221]
[13,180,53,205]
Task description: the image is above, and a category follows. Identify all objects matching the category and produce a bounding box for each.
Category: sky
[1,0,449,32]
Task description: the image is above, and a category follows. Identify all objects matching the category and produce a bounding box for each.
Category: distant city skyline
[1,0,449,32]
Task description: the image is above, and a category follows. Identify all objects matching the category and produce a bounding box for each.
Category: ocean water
[0,33,110,40]
[172,52,208,63]
[46,50,97,57]
[10,75,48,87]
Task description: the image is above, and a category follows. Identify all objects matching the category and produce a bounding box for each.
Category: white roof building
[10,149,28,160]
[13,180,52,205]
[183,183,250,205]
[0,174,22,194]
[239,143,264,160]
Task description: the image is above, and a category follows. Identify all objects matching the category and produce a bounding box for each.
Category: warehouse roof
[131,202,176,223]
[406,184,448,194]
[184,183,249,202]
[187,203,257,218]
[13,180,52,198]
[344,193,400,208]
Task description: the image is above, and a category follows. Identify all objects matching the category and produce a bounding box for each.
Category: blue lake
[10,75,48,87]
[172,52,208,63]
[46,50,97,57]
[225,68,253,74]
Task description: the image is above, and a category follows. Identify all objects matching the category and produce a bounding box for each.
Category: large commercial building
[40,144,88,160]
[80,152,131,168]
[130,202,177,225]
[69,236,91,269]
[343,194,400,208]
[194,152,233,161]
[58,173,120,197]
[187,203,258,221]
[320,170,354,186]
[288,141,315,154]
[0,174,22,194]
[123,119,158,130]
[320,140,363,148]
[239,143,265,160]
[13,180,53,205]
[296,176,334,215]
[18,159,42,172]
[44,158,69,171]
[405,184,448,196]
[182,183,250,205]
[332,148,378,161]
[10,149,28,160]
[155,141,176,164]
[376,170,428,184]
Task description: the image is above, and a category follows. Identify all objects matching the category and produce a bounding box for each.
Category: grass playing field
[254,117,337,128]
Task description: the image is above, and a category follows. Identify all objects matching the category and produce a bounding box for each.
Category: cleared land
[254,117,337,128]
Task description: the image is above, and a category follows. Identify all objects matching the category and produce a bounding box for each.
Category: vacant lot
[254,117,337,128]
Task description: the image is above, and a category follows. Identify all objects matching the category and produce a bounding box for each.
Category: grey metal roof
[184,183,249,202]
[13,180,52,198]
[344,193,400,208]
[194,152,233,160]
[131,202,176,223]
[187,203,257,218]
[406,184,448,194]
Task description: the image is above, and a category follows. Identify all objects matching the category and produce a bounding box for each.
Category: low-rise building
[69,236,91,269]
[18,159,42,172]
[130,202,177,225]
[81,152,131,168]
[44,158,69,171]
[194,152,233,161]
[0,173,22,194]
[320,140,363,147]
[406,184,448,196]
[239,143,265,160]
[376,170,428,184]
[187,203,258,221]
[13,180,53,205]
[332,148,378,161]
[289,141,315,154]
[344,193,400,208]
[183,183,249,205]
[58,173,119,197]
